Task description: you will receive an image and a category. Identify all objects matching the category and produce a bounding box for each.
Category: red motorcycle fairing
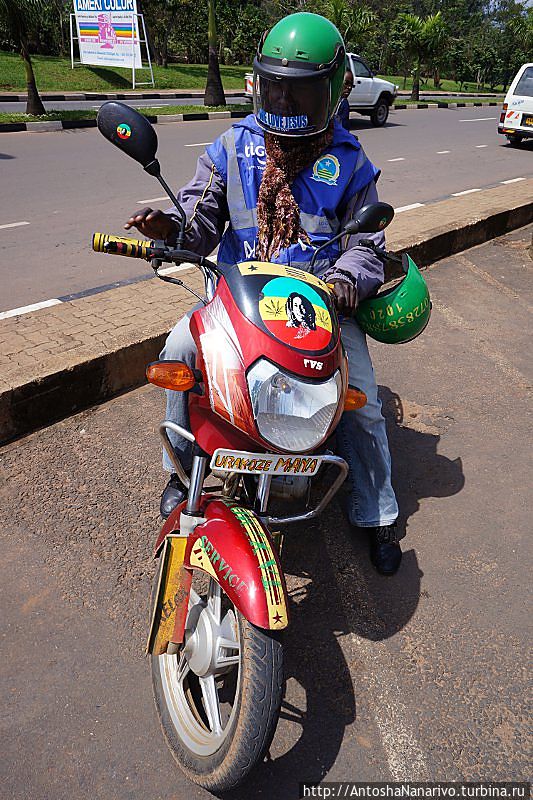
[154,496,289,637]
[188,273,346,456]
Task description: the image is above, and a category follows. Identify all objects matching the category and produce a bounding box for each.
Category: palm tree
[204,0,226,107]
[394,11,448,101]
[0,0,46,116]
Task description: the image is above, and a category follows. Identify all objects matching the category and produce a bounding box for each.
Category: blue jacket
[205,114,379,273]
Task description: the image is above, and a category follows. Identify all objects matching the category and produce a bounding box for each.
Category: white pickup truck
[245,53,398,127]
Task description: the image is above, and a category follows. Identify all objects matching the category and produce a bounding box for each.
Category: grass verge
[0,104,251,123]
[0,52,248,93]
[0,51,506,95]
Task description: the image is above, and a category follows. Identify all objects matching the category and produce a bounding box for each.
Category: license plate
[522,114,533,127]
[211,449,323,476]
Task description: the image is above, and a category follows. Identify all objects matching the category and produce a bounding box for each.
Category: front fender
[187,497,289,631]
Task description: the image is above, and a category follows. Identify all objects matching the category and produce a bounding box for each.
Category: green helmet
[355,255,431,344]
[253,13,346,137]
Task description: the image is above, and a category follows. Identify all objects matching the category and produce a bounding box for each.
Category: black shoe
[368,524,402,575]
[160,473,187,519]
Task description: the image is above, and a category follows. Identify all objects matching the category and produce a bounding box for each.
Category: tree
[392,11,448,100]
[204,0,226,106]
[0,0,46,115]
[142,0,182,67]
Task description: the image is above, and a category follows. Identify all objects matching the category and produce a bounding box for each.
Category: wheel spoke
[189,586,201,607]
[199,674,223,735]
[215,636,240,669]
[176,649,190,685]
[207,579,222,625]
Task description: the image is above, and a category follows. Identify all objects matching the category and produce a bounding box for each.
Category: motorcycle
[93,102,399,791]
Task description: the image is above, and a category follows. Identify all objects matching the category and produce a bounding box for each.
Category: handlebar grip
[92,232,155,260]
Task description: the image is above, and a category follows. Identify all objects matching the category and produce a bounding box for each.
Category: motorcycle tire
[150,569,284,792]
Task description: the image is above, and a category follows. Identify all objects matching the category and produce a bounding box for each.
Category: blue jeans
[160,311,398,528]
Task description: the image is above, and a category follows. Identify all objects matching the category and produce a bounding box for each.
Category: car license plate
[522,114,533,127]
[211,449,323,476]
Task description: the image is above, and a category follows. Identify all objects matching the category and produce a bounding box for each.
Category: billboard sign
[73,0,142,69]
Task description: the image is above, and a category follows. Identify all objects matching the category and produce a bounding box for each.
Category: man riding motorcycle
[125,12,403,575]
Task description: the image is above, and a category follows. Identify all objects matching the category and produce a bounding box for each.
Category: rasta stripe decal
[222,500,287,628]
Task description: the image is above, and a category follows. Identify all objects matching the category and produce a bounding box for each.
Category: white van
[498,63,533,145]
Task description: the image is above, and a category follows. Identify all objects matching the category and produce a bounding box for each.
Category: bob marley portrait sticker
[259,277,333,351]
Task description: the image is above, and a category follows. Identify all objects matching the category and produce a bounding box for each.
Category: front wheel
[151,574,284,792]
[370,97,389,127]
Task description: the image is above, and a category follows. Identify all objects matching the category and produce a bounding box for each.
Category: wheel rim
[376,103,387,123]
[159,579,241,756]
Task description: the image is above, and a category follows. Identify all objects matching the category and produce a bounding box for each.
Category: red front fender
[188,497,288,630]
[154,496,288,632]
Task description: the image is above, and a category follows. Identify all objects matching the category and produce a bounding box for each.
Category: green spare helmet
[253,13,346,137]
[355,254,431,344]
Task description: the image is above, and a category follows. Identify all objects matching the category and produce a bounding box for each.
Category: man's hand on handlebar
[124,207,179,242]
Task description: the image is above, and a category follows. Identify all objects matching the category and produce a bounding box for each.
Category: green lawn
[0,51,249,92]
[378,73,506,94]
[0,51,507,95]
[0,104,251,123]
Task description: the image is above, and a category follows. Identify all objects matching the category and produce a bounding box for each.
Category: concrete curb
[1,181,531,444]
[0,90,247,102]
[0,101,501,133]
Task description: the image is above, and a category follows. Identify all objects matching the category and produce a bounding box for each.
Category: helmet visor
[253,74,331,136]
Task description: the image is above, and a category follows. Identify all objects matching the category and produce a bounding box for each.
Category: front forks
[159,420,207,515]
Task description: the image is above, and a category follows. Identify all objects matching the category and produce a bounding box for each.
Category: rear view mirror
[351,202,395,233]
[97,101,159,172]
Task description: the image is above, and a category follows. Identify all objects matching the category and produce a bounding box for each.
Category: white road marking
[184,142,213,147]
[156,264,193,276]
[387,157,405,162]
[0,220,30,230]
[475,144,488,148]
[501,177,526,184]
[437,150,450,154]
[395,203,425,213]
[0,298,62,320]
[459,117,497,122]
[136,196,170,204]
[452,188,481,196]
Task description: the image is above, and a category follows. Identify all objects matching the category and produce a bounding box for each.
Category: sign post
[71,0,154,88]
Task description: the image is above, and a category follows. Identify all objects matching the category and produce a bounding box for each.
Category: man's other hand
[331,280,357,313]
[124,208,179,242]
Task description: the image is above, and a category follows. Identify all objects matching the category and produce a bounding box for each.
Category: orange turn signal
[344,387,367,410]
[146,361,196,391]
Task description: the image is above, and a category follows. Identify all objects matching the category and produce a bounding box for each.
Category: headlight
[247,359,342,452]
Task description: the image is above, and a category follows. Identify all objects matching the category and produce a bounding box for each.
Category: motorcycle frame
[148,264,349,655]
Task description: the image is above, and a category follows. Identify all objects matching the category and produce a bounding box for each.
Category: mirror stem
[310,229,347,269]
[144,159,186,247]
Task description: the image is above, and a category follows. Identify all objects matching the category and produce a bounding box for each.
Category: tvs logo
[116,123,131,140]
[304,359,323,371]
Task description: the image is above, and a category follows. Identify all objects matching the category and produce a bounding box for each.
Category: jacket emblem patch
[311,154,341,186]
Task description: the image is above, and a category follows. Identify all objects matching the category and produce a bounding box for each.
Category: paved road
[0,106,532,312]
[1,228,531,798]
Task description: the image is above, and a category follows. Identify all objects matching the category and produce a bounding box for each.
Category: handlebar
[92,232,158,261]
[92,232,222,283]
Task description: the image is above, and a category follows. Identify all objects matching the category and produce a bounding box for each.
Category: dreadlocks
[256,123,334,262]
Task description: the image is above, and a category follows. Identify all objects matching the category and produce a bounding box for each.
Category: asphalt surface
[1,227,531,798]
[0,105,532,313]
